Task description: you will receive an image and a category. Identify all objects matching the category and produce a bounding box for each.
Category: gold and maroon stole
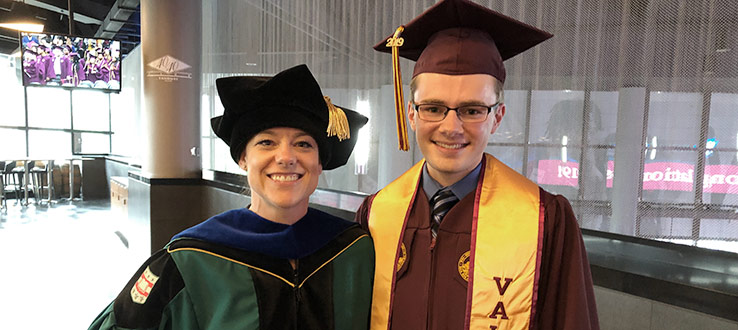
[368,154,543,330]
[466,154,543,330]
[367,159,423,330]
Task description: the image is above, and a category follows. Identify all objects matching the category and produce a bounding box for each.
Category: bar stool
[3,161,21,205]
[11,161,34,205]
[31,161,53,204]
[0,161,5,211]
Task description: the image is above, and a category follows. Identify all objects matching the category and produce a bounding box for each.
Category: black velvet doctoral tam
[211,64,368,170]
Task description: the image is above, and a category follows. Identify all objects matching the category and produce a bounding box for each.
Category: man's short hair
[409,74,505,104]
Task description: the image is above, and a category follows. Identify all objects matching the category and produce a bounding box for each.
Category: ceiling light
[0,2,44,33]
[0,22,44,32]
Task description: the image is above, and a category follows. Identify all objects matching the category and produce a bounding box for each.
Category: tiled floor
[0,199,143,330]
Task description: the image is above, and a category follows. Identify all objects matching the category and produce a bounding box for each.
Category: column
[131,0,203,252]
[141,0,202,178]
[611,87,647,235]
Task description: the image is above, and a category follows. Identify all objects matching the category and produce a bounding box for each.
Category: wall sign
[146,55,192,82]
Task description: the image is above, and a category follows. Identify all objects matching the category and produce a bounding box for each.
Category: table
[66,157,87,201]
[2,157,84,206]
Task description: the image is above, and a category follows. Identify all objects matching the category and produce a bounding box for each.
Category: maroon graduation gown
[356,188,599,330]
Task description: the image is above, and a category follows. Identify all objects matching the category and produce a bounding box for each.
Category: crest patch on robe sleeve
[113,249,186,329]
[131,266,160,304]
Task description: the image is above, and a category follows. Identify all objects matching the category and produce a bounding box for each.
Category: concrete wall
[148,183,204,251]
[126,177,151,261]
[81,158,108,200]
[594,286,738,330]
[201,185,249,219]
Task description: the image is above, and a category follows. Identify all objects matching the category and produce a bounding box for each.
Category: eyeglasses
[412,102,501,123]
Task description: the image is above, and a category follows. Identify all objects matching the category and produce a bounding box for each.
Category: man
[355,0,599,329]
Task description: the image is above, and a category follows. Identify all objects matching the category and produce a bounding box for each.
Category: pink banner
[536,160,579,187]
[535,160,738,195]
[704,165,738,194]
[641,162,694,192]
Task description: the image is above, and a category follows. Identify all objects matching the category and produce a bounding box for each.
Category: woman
[89,64,373,330]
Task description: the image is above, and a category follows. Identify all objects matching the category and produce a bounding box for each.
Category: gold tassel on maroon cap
[387,26,409,151]
[324,96,350,141]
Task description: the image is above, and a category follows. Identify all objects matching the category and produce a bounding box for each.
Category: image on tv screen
[20,32,121,91]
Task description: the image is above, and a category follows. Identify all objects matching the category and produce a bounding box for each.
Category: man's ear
[490,103,506,134]
[408,102,417,131]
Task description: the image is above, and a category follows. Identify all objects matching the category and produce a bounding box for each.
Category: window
[28,129,71,158]
[0,56,25,127]
[200,0,738,253]
[2,71,114,157]
[73,89,111,132]
[27,87,71,130]
[0,128,27,159]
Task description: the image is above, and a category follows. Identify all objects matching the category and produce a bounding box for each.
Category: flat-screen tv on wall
[19,32,121,92]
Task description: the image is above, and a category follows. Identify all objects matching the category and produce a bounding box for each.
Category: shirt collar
[422,161,483,201]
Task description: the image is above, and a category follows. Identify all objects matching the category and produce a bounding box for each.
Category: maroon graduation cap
[374,0,552,150]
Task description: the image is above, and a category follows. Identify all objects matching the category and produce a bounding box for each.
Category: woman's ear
[238,150,248,172]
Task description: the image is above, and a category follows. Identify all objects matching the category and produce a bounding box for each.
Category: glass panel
[699,218,738,241]
[484,145,523,173]
[0,56,25,127]
[0,128,27,159]
[27,87,71,129]
[201,137,212,170]
[213,139,240,174]
[489,90,527,144]
[208,94,226,173]
[213,140,229,172]
[527,146,581,200]
[201,93,212,138]
[579,147,615,201]
[588,91,619,146]
[213,91,224,117]
[528,90,584,145]
[702,93,738,205]
[28,129,71,158]
[111,131,125,156]
[641,150,697,204]
[647,92,702,148]
[702,163,738,205]
[72,89,110,131]
[708,93,738,150]
[639,216,693,238]
[110,85,136,157]
[79,132,110,154]
[578,204,612,232]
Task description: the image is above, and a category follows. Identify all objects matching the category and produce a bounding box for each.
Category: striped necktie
[429,187,459,238]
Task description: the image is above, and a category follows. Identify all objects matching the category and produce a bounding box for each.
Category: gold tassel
[324,96,350,141]
[388,26,409,151]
